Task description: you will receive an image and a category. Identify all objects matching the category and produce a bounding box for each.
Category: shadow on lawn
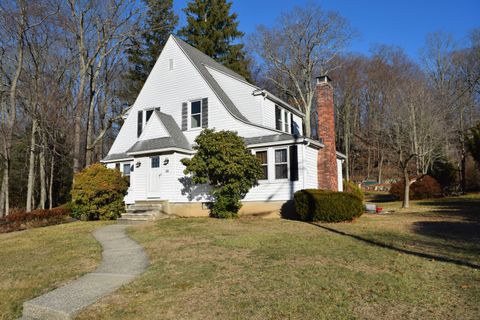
[311,223,480,269]
[412,196,480,241]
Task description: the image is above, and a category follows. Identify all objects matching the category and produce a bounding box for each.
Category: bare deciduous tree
[250,3,354,137]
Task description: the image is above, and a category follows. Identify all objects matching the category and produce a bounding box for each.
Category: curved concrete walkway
[21,224,149,320]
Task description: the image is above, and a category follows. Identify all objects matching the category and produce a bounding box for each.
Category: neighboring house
[102,35,345,217]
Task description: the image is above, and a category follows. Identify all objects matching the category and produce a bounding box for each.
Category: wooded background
[1,0,479,215]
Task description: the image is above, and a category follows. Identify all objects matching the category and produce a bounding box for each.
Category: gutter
[247,137,324,149]
[252,89,305,118]
[100,157,134,164]
[127,147,195,156]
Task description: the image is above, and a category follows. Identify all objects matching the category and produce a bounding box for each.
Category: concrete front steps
[117,200,172,223]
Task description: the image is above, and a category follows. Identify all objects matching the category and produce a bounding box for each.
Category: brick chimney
[316,75,338,191]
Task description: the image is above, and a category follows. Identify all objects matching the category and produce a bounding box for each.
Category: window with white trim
[123,163,131,176]
[255,150,268,180]
[275,105,291,133]
[151,156,160,168]
[190,100,202,129]
[275,148,288,179]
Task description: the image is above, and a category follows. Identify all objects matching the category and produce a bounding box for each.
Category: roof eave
[100,157,134,164]
[127,147,194,156]
[252,89,305,118]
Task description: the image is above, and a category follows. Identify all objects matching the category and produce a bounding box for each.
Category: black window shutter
[201,98,208,128]
[290,113,295,134]
[137,111,143,137]
[181,102,188,131]
[290,145,299,181]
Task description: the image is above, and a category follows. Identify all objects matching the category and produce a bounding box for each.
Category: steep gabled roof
[172,36,250,122]
[126,111,192,154]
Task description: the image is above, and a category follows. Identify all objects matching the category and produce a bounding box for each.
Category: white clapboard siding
[337,159,344,191]
[107,35,274,157]
[262,98,304,136]
[303,145,318,189]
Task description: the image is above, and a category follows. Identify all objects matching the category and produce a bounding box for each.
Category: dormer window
[275,105,291,133]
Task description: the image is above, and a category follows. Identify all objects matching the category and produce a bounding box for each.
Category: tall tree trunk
[73,71,86,174]
[0,168,6,217]
[2,22,25,215]
[26,119,37,212]
[460,143,467,193]
[305,110,311,138]
[49,152,54,209]
[378,152,384,184]
[85,92,95,166]
[402,165,410,209]
[39,131,47,209]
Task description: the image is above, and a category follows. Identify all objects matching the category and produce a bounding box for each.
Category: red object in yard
[376,207,383,213]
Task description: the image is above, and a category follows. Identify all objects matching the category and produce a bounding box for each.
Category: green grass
[0,221,109,320]
[77,194,480,320]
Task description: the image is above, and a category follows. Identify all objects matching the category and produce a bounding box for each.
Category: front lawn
[0,221,109,320]
[77,194,480,320]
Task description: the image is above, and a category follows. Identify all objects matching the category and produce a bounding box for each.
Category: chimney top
[316,75,332,85]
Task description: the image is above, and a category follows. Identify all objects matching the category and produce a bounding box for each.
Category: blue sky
[172,0,479,60]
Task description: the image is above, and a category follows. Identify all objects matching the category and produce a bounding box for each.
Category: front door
[147,156,162,198]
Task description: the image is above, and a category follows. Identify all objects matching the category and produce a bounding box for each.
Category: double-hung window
[255,150,268,180]
[275,149,288,179]
[275,106,282,130]
[275,105,291,133]
[190,100,202,129]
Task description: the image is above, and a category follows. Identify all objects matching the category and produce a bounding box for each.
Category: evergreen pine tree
[124,0,178,103]
[178,0,251,80]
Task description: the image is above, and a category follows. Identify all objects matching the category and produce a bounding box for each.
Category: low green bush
[343,180,364,200]
[71,163,128,220]
[0,207,71,233]
[294,189,363,222]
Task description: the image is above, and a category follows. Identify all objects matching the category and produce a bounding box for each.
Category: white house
[102,35,344,217]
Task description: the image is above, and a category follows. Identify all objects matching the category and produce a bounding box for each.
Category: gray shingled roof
[102,152,132,162]
[172,36,250,122]
[244,134,301,146]
[126,111,191,154]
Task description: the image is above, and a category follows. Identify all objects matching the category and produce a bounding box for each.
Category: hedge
[0,207,71,233]
[294,189,363,222]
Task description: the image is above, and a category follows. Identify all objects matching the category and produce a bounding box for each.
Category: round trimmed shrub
[294,189,363,222]
[389,175,442,200]
[71,163,128,220]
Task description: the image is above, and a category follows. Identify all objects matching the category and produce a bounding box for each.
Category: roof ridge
[171,35,246,81]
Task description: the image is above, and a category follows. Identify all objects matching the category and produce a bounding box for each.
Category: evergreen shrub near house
[181,129,263,218]
[390,175,442,200]
[294,189,363,222]
[343,179,364,200]
[70,163,128,220]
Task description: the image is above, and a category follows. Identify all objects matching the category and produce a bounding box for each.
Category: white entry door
[147,156,162,198]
